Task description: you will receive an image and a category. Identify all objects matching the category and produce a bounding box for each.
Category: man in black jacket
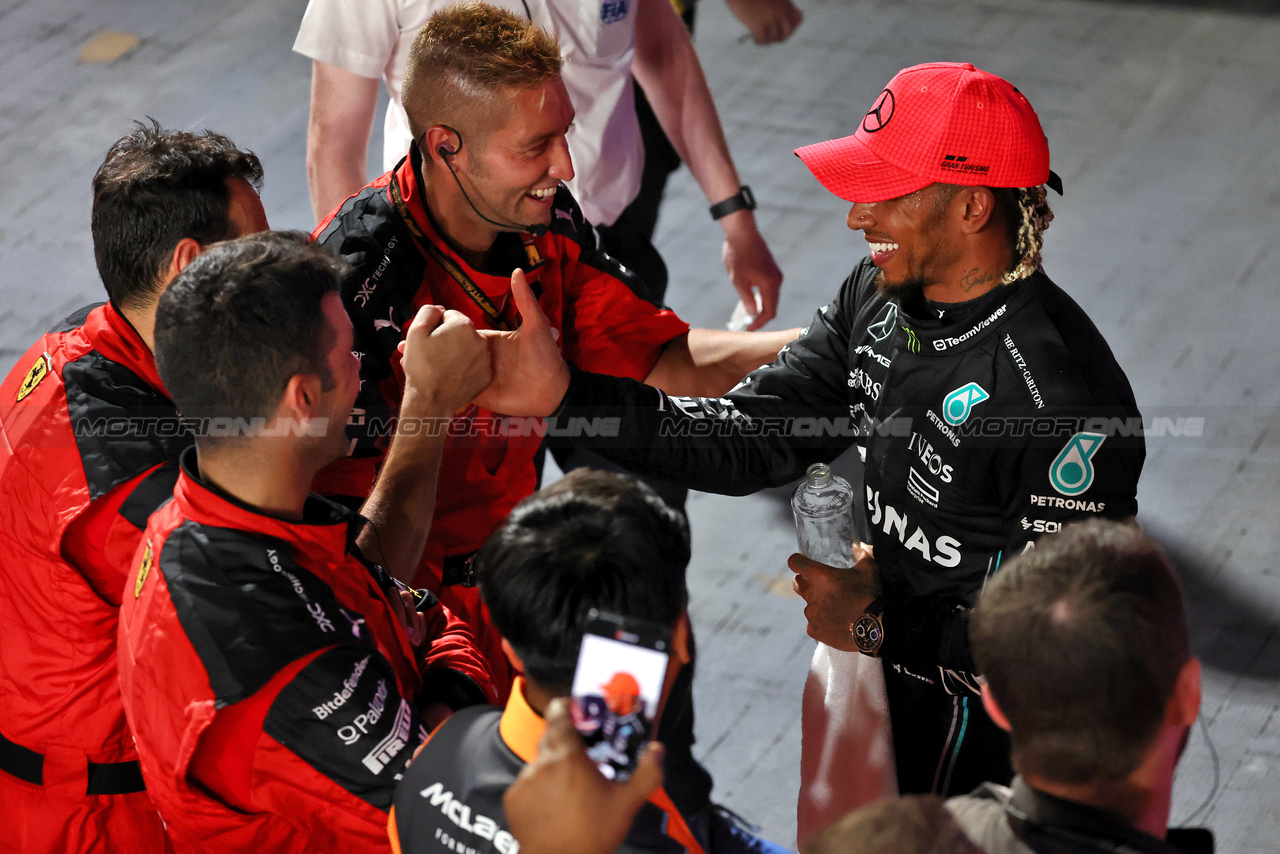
[947,519,1210,853]
[478,61,1146,798]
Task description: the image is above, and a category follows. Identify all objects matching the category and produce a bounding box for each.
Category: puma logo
[374,307,401,334]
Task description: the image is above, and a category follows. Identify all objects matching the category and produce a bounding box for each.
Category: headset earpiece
[436,125,463,158]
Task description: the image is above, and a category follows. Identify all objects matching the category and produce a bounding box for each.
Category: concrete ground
[1,0,1277,849]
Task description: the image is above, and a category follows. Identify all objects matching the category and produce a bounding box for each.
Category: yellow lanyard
[387,169,510,330]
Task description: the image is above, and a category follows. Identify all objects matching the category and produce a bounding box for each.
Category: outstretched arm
[478,271,861,496]
[642,326,802,397]
[632,0,783,329]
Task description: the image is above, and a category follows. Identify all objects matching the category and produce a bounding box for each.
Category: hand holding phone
[569,610,671,781]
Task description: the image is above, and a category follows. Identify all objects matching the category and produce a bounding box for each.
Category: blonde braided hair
[1000,185,1055,285]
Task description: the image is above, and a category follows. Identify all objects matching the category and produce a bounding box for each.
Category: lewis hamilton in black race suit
[485,61,1146,798]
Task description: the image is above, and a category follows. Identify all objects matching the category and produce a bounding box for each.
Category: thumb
[617,741,664,807]
[509,269,548,330]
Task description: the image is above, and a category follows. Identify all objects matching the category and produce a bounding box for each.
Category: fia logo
[601,0,628,24]
[942,382,989,426]
[1049,432,1106,496]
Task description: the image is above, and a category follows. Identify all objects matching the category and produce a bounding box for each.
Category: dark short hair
[475,469,690,693]
[971,519,1189,783]
[92,119,263,310]
[154,231,348,447]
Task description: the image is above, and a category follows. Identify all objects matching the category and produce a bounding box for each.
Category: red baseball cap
[795,62,1062,203]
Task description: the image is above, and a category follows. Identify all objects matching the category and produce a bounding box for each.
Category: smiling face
[454,77,575,237]
[847,184,963,302]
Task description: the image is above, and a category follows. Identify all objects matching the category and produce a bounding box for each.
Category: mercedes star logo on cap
[862,88,895,133]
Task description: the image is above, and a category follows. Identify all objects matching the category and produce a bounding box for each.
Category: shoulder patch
[264,646,429,810]
[62,351,189,499]
[159,521,377,705]
[16,353,51,402]
[316,182,426,455]
[547,186,662,307]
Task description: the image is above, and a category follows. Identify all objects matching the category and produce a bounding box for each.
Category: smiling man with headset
[310,5,798,849]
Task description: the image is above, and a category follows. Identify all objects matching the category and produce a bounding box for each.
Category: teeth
[529,187,556,199]
[869,242,899,254]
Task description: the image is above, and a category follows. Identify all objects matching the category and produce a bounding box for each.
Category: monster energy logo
[902,325,920,353]
[1049,432,1106,496]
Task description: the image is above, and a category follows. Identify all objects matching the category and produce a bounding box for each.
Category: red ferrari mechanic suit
[118,447,491,852]
[0,302,184,853]
[311,149,690,697]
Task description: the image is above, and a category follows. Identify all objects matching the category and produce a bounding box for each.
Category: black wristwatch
[851,596,886,657]
[709,185,756,220]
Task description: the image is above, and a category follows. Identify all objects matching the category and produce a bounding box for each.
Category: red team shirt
[312,152,690,695]
[0,303,180,853]
[118,451,485,852]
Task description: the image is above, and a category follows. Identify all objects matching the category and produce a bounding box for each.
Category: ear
[957,186,997,234]
[1168,657,1202,728]
[278,372,326,421]
[166,237,204,282]
[501,638,526,674]
[423,126,464,168]
[981,683,1012,732]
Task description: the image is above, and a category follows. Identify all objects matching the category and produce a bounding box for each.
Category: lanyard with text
[388,172,540,332]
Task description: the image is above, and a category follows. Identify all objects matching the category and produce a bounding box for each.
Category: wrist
[399,388,457,428]
[718,206,762,237]
[709,185,756,222]
[851,595,887,658]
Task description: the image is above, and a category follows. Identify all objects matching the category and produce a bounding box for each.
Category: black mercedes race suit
[554,258,1146,796]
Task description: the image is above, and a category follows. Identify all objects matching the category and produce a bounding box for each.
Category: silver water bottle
[791,463,856,568]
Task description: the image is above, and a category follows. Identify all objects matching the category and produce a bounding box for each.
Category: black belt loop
[441,552,478,588]
[0,729,146,795]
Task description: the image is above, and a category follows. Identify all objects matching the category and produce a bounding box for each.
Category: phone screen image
[569,614,670,781]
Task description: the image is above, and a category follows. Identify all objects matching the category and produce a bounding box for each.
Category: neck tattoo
[958,267,998,292]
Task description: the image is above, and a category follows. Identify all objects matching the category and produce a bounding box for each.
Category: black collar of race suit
[177,445,368,555]
[1003,776,1213,854]
[891,272,1042,356]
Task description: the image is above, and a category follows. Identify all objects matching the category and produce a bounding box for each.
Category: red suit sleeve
[556,235,690,381]
[416,597,499,706]
[189,645,430,849]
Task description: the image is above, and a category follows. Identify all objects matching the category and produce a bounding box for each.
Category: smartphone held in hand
[569,610,670,781]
